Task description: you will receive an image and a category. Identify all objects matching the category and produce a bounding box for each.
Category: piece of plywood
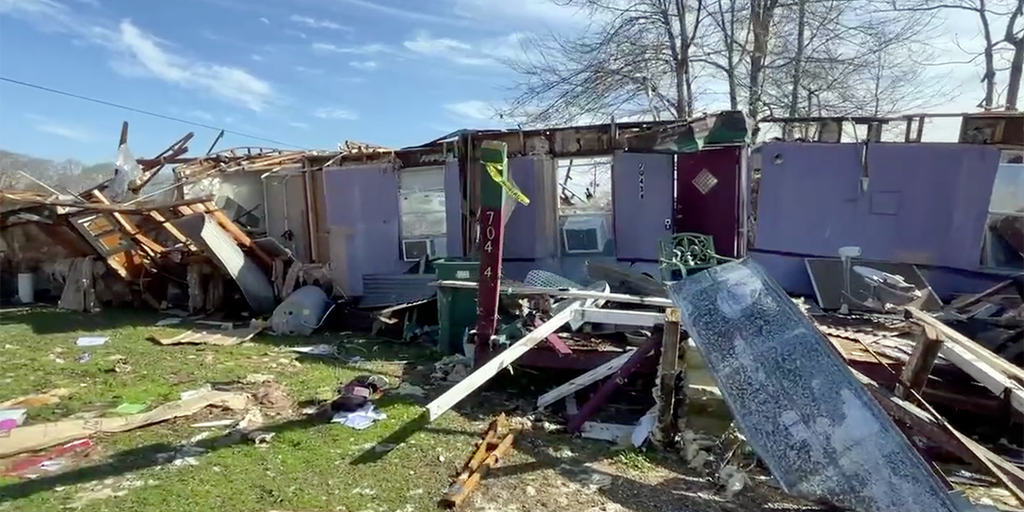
[152,325,262,346]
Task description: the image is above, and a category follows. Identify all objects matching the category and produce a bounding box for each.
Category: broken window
[556,157,613,215]
[399,166,447,239]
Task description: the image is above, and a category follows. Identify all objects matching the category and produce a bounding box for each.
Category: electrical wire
[0,76,308,150]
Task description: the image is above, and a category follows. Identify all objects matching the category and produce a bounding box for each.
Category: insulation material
[667,259,965,512]
[50,257,100,313]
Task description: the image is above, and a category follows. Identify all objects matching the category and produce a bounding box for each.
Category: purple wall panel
[323,164,402,295]
[503,157,542,259]
[613,152,675,261]
[754,143,1000,270]
[444,160,463,257]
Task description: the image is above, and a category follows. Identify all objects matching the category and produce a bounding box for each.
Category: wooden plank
[149,211,195,250]
[534,317,572,356]
[426,304,580,421]
[433,280,674,308]
[89,190,164,255]
[949,279,1018,311]
[656,308,682,446]
[567,333,662,433]
[896,324,944,400]
[204,205,274,268]
[574,308,665,327]
[536,349,637,409]
[907,307,1024,385]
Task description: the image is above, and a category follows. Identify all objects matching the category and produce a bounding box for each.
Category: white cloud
[295,66,324,74]
[259,16,269,24]
[250,54,264,61]
[349,60,378,70]
[289,121,310,129]
[312,42,390,54]
[403,32,528,66]
[338,0,465,26]
[288,14,348,31]
[26,115,93,141]
[314,107,358,120]
[110,20,275,111]
[444,100,496,121]
[285,29,308,39]
[189,110,214,121]
[450,0,584,27]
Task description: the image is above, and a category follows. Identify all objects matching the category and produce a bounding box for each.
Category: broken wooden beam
[536,349,637,409]
[948,278,1021,311]
[534,317,572,356]
[567,330,662,434]
[441,432,516,509]
[426,303,580,421]
[655,308,683,447]
[896,323,944,400]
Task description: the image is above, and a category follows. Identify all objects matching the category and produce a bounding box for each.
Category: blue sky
[0,0,589,163]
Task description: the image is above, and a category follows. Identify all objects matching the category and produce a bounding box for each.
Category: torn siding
[668,259,964,512]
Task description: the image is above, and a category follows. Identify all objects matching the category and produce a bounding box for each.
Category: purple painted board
[613,152,674,261]
[444,159,463,257]
[503,157,542,260]
[323,164,402,296]
[755,143,1000,270]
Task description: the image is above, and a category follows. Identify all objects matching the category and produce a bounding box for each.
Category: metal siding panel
[359,273,438,309]
[668,259,962,512]
[323,164,402,296]
[173,213,277,314]
[755,143,1000,270]
[503,157,541,259]
[612,152,674,260]
[675,146,744,258]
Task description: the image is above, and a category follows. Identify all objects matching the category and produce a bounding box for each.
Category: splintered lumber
[426,304,581,421]
[896,324,944,400]
[906,308,1024,413]
[655,308,683,446]
[949,279,1020,311]
[441,432,516,509]
[536,349,637,409]
[450,415,504,490]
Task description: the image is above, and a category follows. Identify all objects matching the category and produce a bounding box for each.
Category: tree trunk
[785,0,808,139]
[1008,39,1024,109]
[749,0,778,137]
[979,0,997,108]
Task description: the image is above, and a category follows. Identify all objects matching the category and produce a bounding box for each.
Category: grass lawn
[0,307,838,512]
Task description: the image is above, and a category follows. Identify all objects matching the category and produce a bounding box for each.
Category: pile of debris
[0,123,332,320]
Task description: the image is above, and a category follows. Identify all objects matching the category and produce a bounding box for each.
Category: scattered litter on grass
[191,419,236,428]
[242,373,275,384]
[331,403,386,430]
[75,336,108,347]
[248,430,275,446]
[0,408,27,430]
[393,382,427,397]
[180,384,213,400]
[235,408,265,431]
[70,475,155,506]
[431,355,471,383]
[155,317,183,326]
[76,353,91,363]
[111,403,148,415]
[0,388,70,408]
[286,344,336,356]
[1,439,95,479]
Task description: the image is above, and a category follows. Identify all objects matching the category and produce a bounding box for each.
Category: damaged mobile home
[1,110,1023,510]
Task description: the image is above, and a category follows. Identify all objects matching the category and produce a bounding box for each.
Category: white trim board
[536,348,638,409]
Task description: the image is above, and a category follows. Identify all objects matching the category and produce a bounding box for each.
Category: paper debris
[0,390,249,457]
[76,336,108,347]
[190,419,236,428]
[331,403,386,430]
[155,318,183,326]
[0,408,28,430]
[286,344,335,356]
[180,384,213,400]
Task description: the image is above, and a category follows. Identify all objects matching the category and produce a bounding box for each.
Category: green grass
[0,307,495,512]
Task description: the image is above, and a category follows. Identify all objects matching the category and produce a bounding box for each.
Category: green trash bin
[434,259,480,354]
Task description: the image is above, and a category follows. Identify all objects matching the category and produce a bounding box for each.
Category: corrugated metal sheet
[668,259,966,512]
[173,213,277,315]
[358,273,437,309]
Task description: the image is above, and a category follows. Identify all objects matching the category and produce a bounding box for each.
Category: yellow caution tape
[484,161,530,205]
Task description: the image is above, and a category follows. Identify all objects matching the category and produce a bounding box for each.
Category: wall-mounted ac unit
[562,216,609,254]
[402,237,448,261]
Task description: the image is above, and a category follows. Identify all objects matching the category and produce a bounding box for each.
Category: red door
[674,146,747,258]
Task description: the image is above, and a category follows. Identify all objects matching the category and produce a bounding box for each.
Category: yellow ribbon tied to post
[484,161,530,206]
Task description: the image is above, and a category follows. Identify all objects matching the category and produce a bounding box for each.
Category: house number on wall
[481,210,497,278]
[638,162,646,199]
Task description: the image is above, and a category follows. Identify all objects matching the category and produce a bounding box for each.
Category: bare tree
[500,0,709,126]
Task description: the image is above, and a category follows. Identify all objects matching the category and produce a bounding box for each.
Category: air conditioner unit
[562,216,609,254]
[402,237,448,261]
